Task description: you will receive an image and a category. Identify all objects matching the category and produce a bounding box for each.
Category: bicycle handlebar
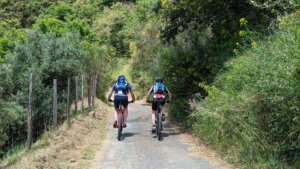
[146,100,171,103]
[108,99,134,103]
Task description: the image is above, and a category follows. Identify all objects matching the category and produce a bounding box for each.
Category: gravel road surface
[93,102,217,169]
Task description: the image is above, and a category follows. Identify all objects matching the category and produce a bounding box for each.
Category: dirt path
[92,101,232,169]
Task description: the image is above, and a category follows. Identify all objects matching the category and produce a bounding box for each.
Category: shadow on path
[140,103,151,106]
[151,129,181,141]
[127,116,150,123]
[120,132,139,140]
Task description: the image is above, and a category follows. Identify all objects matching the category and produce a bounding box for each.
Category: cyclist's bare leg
[114,109,118,121]
[124,108,128,123]
[152,110,156,125]
[161,105,165,114]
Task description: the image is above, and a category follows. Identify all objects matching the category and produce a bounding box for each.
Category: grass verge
[0,99,111,169]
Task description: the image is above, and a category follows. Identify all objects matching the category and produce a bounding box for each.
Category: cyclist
[108,75,135,128]
[145,77,172,132]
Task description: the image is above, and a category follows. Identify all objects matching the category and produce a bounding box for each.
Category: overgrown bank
[192,11,300,168]
[0,99,110,169]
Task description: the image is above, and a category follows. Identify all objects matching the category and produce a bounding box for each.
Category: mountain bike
[147,99,169,141]
[109,99,133,141]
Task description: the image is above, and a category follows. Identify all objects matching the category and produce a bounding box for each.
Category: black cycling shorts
[152,99,166,111]
[114,96,128,109]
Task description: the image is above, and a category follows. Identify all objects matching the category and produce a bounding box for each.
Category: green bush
[158,29,218,119]
[0,0,75,28]
[0,28,25,61]
[129,18,163,97]
[0,31,85,154]
[44,2,78,21]
[92,3,133,58]
[193,11,300,168]
[0,100,25,149]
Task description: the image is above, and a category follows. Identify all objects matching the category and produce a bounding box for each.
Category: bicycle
[109,99,133,141]
[147,99,169,141]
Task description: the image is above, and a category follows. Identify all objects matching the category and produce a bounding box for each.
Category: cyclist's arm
[167,91,172,102]
[145,86,153,101]
[129,90,136,102]
[127,83,135,102]
[107,88,114,101]
[165,87,172,102]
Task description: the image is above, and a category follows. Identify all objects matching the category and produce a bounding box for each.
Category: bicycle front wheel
[117,115,123,141]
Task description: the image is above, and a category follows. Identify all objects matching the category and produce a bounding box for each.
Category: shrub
[0,31,85,155]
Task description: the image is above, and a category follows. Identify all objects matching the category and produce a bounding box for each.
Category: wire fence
[1,74,98,156]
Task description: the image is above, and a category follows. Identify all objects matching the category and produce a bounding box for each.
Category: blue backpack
[116,80,128,94]
[153,82,165,94]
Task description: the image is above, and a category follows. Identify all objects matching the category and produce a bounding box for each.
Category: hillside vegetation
[193,11,300,168]
[1,0,299,168]
[0,0,112,157]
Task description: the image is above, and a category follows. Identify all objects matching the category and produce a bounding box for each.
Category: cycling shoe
[113,120,117,128]
[151,125,156,133]
[162,114,166,121]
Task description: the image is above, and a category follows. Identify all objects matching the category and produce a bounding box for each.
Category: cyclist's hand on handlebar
[108,98,113,102]
[129,100,135,103]
[146,100,150,103]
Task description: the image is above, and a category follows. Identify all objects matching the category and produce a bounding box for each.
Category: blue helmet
[118,75,126,83]
[155,77,163,83]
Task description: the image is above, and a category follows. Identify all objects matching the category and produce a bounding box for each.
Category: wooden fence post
[53,79,58,128]
[88,76,92,109]
[95,75,98,98]
[75,76,78,115]
[81,75,84,114]
[92,76,94,107]
[27,73,33,149]
[92,75,97,107]
[67,78,70,125]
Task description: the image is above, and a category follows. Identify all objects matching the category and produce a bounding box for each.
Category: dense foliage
[127,0,300,167]
[157,0,297,118]
[0,0,60,28]
[0,31,86,152]
[0,0,112,156]
[193,11,300,168]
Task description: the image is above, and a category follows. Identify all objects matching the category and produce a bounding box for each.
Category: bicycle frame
[109,99,133,141]
[155,101,163,141]
[116,103,124,125]
[116,103,124,141]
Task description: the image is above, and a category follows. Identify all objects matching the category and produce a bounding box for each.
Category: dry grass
[178,131,238,169]
[166,109,236,169]
[2,99,112,169]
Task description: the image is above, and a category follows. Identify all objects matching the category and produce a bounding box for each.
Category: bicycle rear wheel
[117,115,123,141]
[156,107,162,141]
